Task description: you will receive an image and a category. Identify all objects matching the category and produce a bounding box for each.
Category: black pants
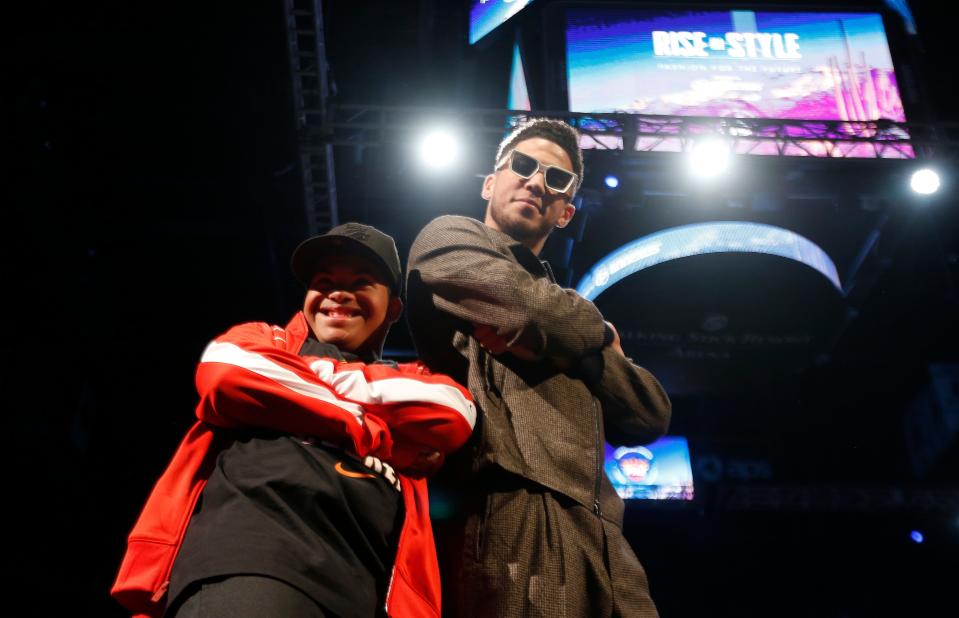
[166,575,330,617]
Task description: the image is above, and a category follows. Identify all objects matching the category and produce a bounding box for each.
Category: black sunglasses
[498,150,578,194]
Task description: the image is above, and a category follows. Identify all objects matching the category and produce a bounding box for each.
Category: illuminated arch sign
[575,221,841,301]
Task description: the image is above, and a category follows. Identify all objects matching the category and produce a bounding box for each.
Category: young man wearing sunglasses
[406,118,672,617]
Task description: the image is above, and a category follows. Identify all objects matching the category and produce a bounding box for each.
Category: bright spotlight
[416,128,460,171]
[910,168,940,195]
[910,530,924,544]
[687,138,732,180]
[604,175,620,189]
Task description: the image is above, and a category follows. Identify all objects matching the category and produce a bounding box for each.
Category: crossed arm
[194,321,476,474]
[408,216,611,363]
[408,215,671,443]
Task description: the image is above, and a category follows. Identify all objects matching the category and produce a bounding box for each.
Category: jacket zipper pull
[593,499,602,517]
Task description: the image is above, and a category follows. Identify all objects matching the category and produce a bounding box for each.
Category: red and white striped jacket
[111,312,475,617]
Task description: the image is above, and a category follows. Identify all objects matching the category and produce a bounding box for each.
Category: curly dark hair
[494,118,583,195]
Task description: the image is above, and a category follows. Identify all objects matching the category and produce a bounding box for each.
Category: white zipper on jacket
[384,563,397,615]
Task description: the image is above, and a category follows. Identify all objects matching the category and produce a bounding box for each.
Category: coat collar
[482,222,555,282]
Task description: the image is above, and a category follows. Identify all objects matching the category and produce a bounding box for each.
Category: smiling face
[482,137,577,255]
[302,253,403,357]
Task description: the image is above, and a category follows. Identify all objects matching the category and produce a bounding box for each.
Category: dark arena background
[7,1,959,616]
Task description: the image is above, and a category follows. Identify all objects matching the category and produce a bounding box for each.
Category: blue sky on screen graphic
[470,0,534,45]
[508,42,532,110]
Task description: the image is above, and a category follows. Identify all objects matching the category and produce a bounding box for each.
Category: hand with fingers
[404,449,444,478]
[605,320,625,356]
[471,324,537,361]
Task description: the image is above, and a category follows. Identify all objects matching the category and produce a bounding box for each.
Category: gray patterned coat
[407,215,672,617]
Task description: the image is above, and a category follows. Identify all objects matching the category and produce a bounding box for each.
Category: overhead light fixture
[910,168,940,195]
[687,137,732,180]
[415,128,461,171]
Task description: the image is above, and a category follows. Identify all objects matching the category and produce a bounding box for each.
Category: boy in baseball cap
[113,223,475,618]
[291,222,405,361]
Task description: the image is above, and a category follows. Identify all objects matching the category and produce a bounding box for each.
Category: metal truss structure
[317,103,959,159]
[572,113,947,160]
[280,101,956,233]
[284,0,958,231]
[284,0,338,235]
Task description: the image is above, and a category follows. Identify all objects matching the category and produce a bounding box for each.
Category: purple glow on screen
[566,8,911,158]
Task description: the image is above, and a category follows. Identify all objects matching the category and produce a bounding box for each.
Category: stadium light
[604,174,620,189]
[687,138,732,180]
[910,168,940,195]
[415,128,461,171]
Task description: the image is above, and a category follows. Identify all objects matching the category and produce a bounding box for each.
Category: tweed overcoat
[407,215,672,617]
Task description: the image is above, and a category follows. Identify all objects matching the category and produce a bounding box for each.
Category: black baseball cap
[290,223,403,295]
